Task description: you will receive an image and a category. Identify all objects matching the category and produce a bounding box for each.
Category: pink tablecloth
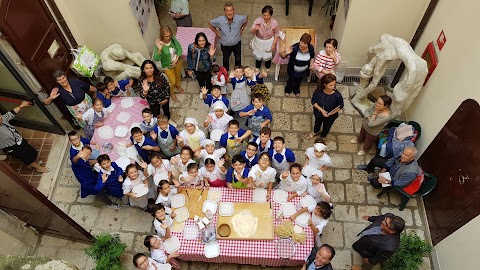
[175,27,217,60]
[174,187,314,267]
[91,97,148,161]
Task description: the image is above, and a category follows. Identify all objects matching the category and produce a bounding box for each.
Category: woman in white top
[302,143,332,177]
[248,152,276,200]
[313,38,341,80]
[122,163,151,210]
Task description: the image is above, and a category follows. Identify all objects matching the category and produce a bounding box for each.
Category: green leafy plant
[84,232,127,270]
[321,0,340,16]
[381,231,433,270]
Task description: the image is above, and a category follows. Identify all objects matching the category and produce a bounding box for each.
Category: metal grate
[341,75,390,86]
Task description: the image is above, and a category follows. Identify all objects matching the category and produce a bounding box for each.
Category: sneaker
[107,203,121,209]
[350,139,358,144]
[357,164,368,171]
[357,150,366,156]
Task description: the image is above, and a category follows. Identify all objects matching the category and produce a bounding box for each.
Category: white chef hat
[311,170,324,180]
[211,101,228,112]
[184,117,198,126]
[204,139,215,146]
[314,143,327,152]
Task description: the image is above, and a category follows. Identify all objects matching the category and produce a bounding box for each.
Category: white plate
[281,202,296,218]
[253,189,267,203]
[98,126,113,139]
[219,202,234,216]
[130,122,141,130]
[114,157,131,171]
[157,264,172,270]
[174,207,189,222]
[171,194,185,208]
[300,195,317,209]
[184,225,198,240]
[202,200,218,214]
[207,190,222,202]
[273,190,288,204]
[108,103,117,111]
[121,98,134,108]
[210,129,224,142]
[204,241,220,258]
[116,111,131,123]
[295,212,310,227]
[114,125,129,137]
[163,235,181,253]
[132,184,149,197]
[125,146,139,160]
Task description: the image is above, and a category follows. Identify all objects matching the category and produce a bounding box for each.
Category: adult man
[368,146,420,188]
[169,0,192,27]
[352,214,405,270]
[301,244,335,270]
[208,2,248,71]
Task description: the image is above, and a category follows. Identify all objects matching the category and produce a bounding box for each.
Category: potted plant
[321,0,340,30]
[381,231,433,270]
[85,232,127,270]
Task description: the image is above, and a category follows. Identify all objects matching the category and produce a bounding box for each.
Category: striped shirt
[313,50,341,72]
[0,111,22,149]
[210,14,247,46]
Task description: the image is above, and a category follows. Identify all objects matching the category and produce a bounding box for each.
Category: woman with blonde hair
[153,25,184,101]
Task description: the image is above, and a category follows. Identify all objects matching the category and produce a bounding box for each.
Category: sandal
[35,167,52,173]
[284,93,290,97]
[295,93,300,97]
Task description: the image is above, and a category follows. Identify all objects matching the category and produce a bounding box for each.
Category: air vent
[263,74,391,85]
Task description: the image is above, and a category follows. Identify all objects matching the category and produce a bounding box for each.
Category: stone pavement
[35,79,432,270]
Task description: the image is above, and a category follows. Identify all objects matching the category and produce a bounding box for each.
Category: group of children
[68,68,338,269]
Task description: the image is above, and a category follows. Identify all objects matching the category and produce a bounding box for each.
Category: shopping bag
[71,46,100,77]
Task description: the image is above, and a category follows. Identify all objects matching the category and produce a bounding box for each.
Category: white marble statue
[100,44,147,80]
[351,34,428,118]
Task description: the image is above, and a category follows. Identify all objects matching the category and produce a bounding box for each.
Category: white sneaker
[350,139,358,144]
[357,150,366,156]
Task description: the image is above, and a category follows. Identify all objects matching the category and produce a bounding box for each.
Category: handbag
[71,46,100,77]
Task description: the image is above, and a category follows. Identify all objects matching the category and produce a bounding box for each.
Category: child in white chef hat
[304,170,331,205]
[302,142,332,178]
[202,101,233,135]
[177,117,206,153]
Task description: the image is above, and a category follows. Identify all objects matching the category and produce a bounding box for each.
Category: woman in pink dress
[249,5,280,72]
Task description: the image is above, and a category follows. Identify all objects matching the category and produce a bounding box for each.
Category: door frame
[0,50,65,134]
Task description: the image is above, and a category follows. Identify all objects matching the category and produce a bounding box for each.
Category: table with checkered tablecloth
[172,187,314,266]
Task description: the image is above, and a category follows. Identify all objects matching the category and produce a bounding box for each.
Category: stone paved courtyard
[35,79,432,270]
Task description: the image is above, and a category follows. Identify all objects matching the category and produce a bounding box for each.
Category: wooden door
[0,0,73,122]
[420,99,480,245]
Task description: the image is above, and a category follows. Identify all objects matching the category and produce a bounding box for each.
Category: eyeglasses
[163,34,172,38]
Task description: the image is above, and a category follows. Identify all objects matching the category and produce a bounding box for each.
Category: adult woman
[153,26,183,101]
[250,5,279,71]
[139,60,171,119]
[310,74,343,142]
[280,33,315,97]
[314,38,341,80]
[0,101,50,173]
[351,95,392,155]
[187,32,216,93]
[43,70,96,127]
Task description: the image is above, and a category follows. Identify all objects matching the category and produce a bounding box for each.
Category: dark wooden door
[420,99,480,246]
[0,0,72,92]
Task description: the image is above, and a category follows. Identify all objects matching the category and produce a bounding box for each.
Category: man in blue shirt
[208,2,248,71]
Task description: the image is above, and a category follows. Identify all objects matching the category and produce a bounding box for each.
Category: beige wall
[405,0,480,269]
[334,0,430,69]
[53,0,160,58]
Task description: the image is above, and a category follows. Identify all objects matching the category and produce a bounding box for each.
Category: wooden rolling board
[279,27,316,51]
[217,202,274,240]
[174,188,209,219]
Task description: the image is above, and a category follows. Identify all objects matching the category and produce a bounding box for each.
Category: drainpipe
[390,0,439,88]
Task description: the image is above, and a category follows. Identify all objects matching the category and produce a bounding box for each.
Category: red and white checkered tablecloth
[175,27,217,60]
[173,187,314,266]
[91,97,148,161]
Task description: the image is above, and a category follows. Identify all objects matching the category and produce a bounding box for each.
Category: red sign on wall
[437,30,446,51]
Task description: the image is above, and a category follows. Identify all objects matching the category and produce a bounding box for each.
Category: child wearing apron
[151,115,181,158]
[178,117,206,153]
